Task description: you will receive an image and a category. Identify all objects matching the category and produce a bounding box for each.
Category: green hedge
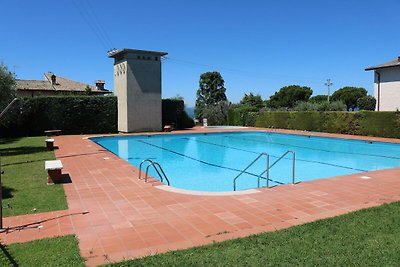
[0,96,118,137]
[228,107,258,127]
[162,99,194,129]
[254,111,400,138]
[0,96,194,137]
[227,110,400,139]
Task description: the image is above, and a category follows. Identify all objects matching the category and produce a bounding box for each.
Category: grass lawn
[0,137,67,217]
[0,235,84,266]
[107,201,400,266]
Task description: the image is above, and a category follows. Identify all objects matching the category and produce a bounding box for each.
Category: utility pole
[325,79,333,102]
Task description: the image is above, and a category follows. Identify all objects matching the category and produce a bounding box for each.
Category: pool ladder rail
[233,150,296,191]
[138,159,170,186]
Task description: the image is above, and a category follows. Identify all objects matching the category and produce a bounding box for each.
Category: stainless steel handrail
[138,159,154,180]
[145,162,170,185]
[138,159,170,186]
[265,150,296,188]
[234,150,296,191]
[233,152,269,191]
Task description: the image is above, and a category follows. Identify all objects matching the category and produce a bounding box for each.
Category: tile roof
[365,57,400,71]
[16,73,111,94]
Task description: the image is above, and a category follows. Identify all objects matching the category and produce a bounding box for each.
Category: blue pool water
[90,132,400,192]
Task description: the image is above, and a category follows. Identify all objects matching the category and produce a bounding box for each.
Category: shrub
[0,96,117,137]
[0,96,194,137]
[294,101,346,111]
[162,99,194,129]
[358,111,400,138]
[357,96,376,111]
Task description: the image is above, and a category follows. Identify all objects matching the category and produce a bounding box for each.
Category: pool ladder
[233,150,296,191]
[138,159,170,186]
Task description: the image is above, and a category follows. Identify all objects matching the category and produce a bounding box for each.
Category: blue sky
[1,0,399,107]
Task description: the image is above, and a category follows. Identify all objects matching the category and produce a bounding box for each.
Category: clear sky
[1,0,399,107]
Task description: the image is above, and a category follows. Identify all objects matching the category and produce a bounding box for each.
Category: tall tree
[331,87,367,111]
[0,62,16,110]
[267,85,313,109]
[239,93,264,111]
[195,71,227,120]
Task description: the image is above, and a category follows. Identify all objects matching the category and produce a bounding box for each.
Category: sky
[1,0,399,107]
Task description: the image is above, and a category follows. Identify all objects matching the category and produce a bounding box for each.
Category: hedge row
[229,109,400,139]
[0,96,118,137]
[0,96,194,137]
[162,99,194,129]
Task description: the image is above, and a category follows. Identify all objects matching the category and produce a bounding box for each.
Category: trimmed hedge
[0,96,118,137]
[162,99,194,129]
[0,96,194,137]
[228,109,400,139]
[254,111,400,138]
[228,106,258,127]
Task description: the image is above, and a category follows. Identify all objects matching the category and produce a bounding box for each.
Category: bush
[358,111,400,138]
[0,96,118,137]
[252,111,400,138]
[357,96,376,111]
[294,101,346,111]
[162,99,194,129]
[0,96,194,137]
[228,105,258,126]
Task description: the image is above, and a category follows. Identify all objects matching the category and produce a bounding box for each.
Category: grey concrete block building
[109,48,167,132]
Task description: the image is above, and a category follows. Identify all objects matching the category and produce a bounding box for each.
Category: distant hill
[185,107,195,118]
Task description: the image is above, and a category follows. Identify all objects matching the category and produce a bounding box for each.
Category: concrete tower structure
[109,48,168,132]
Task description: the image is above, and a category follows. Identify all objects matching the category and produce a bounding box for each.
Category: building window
[155,57,158,61]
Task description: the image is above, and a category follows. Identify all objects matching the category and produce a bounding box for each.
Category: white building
[365,57,400,111]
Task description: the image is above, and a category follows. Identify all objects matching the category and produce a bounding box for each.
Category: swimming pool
[91,132,400,192]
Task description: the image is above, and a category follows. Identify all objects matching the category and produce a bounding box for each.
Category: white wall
[374,67,400,111]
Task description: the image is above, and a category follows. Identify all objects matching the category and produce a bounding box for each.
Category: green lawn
[0,137,67,217]
[0,235,84,267]
[107,201,400,266]
[1,136,399,266]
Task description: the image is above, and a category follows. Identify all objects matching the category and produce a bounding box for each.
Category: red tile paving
[1,127,400,266]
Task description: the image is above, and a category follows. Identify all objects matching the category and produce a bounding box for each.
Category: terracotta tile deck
[2,127,400,266]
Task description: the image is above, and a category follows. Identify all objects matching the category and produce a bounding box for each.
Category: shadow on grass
[0,242,19,266]
[2,158,51,167]
[0,138,21,146]
[0,146,48,157]
[1,185,15,199]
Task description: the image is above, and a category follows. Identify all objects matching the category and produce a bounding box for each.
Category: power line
[166,57,338,85]
[81,0,114,48]
[72,0,113,50]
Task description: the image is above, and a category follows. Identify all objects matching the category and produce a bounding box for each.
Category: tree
[309,95,328,103]
[239,93,264,111]
[202,101,230,125]
[195,71,227,120]
[357,95,376,111]
[0,62,16,110]
[331,87,367,111]
[267,85,313,109]
[84,85,92,95]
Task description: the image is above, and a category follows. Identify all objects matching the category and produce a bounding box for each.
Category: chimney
[51,74,57,85]
[95,80,105,91]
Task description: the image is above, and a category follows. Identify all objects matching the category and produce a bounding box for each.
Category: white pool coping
[155,185,261,196]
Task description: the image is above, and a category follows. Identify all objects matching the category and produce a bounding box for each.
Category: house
[365,57,400,111]
[15,72,111,97]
